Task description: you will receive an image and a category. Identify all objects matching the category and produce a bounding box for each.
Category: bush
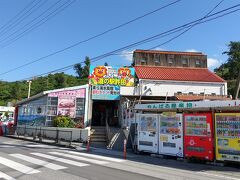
[53,116,75,128]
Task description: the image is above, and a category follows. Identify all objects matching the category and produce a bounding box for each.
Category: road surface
[0,136,239,180]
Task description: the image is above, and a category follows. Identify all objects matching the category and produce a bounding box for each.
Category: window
[196,60,200,66]
[37,107,42,114]
[168,54,174,65]
[154,58,160,65]
[182,59,187,65]
[47,97,58,116]
[140,59,146,65]
[168,58,173,64]
[76,98,85,118]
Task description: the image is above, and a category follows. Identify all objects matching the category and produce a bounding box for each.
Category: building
[133,49,207,68]
[16,85,90,127]
[128,50,227,100]
[120,49,228,128]
[15,50,228,131]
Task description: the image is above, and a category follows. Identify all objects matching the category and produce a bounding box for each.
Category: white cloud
[120,50,133,62]
[185,49,199,52]
[207,57,221,70]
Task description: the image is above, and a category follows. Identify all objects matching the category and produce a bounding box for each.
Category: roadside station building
[16,85,90,127]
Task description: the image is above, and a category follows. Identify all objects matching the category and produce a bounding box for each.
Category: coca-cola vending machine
[184,112,214,160]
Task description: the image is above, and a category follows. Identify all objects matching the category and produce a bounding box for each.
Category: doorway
[92,100,119,127]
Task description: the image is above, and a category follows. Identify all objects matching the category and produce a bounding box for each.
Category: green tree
[82,56,90,78]
[215,41,240,98]
[54,73,67,89]
[74,63,83,78]
[0,73,88,105]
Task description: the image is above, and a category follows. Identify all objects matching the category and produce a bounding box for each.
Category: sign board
[89,66,135,87]
[135,100,240,111]
[89,66,135,100]
[135,102,193,110]
[92,85,120,100]
[48,88,86,118]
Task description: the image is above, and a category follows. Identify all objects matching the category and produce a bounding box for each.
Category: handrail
[105,118,111,144]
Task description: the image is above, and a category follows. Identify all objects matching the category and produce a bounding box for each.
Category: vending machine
[215,113,240,162]
[184,113,214,160]
[138,113,159,153]
[158,112,183,157]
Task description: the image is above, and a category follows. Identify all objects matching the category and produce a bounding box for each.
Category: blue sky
[0,0,239,82]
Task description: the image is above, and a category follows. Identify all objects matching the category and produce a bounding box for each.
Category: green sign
[137,102,193,110]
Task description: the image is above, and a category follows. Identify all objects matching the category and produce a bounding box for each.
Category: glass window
[76,98,85,118]
[196,60,200,66]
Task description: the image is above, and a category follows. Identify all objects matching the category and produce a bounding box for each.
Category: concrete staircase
[90,126,107,147]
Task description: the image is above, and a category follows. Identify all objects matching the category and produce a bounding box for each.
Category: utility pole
[234,64,240,99]
[27,80,32,98]
[234,71,240,100]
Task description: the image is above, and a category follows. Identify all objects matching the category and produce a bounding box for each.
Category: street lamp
[27,80,32,98]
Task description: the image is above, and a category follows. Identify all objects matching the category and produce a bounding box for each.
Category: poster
[48,89,86,118]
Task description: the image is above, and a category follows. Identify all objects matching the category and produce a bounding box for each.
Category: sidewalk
[6,134,133,158]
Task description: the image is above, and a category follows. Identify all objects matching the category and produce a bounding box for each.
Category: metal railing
[105,120,111,144]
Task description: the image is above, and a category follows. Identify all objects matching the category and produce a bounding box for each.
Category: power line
[16,3,240,81]
[0,0,76,48]
[0,0,61,43]
[81,4,240,64]
[0,0,47,38]
[0,0,181,75]
[0,0,37,31]
[149,0,225,50]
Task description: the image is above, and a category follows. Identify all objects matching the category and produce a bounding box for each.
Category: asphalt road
[0,136,239,180]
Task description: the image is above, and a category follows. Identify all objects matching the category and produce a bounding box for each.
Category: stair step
[91,126,106,129]
[91,136,106,139]
[91,135,106,138]
[91,132,106,135]
[91,139,107,142]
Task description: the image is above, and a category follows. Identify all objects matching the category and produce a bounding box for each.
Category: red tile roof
[134,66,225,83]
[134,49,205,56]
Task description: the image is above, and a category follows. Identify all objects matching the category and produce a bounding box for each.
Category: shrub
[53,116,75,128]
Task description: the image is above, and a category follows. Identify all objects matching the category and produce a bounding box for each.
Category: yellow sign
[215,113,240,162]
[89,66,135,87]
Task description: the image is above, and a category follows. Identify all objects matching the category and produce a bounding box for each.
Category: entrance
[92,100,119,126]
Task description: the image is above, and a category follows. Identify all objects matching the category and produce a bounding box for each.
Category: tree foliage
[0,73,88,106]
[74,56,91,79]
[214,41,240,97]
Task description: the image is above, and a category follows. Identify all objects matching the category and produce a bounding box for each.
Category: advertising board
[89,66,134,100]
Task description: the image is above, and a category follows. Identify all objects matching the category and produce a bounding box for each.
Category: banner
[89,66,135,87]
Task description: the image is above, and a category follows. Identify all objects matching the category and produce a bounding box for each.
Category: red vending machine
[184,112,214,161]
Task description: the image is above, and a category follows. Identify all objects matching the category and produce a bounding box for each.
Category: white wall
[16,125,89,142]
[120,86,136,96]
[120,80,227,96]
[140,80,227,96]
